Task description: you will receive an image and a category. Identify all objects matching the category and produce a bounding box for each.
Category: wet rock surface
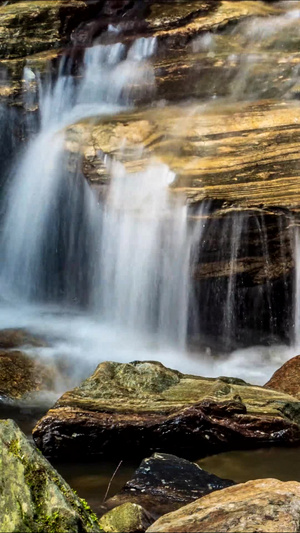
[103,453,234,519]
[0,418,101,532]
[32,361,300,460]
[146,478,300,533]
[265,355,300,399]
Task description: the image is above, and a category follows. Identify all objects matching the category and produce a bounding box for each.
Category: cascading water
[99,158,190,348]
[0,38,159,305]
[0,35,196,380]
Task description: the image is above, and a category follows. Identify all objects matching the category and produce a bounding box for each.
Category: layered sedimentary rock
[103,453,234,519]
[0,419,101,532]
[33,361,300,460]
[146,478,300,533]
[66,100,300,210]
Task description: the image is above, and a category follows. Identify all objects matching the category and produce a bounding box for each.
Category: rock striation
[146,478,300,533]
[33,360,300,460]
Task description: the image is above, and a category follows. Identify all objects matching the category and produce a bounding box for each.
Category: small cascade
[99,159,190,347]
[294,225,300,348]
[222,211,245,350]
[0,37,157,305]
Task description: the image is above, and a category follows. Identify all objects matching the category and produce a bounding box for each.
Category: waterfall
[0,36,192,347]
[99,159,189,347]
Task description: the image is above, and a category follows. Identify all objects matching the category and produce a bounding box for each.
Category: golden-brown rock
[66,100,300,210]
[265,355,300,399]
[146,478,300,533]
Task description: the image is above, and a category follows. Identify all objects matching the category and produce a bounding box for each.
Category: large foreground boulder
[103,453,234,519]
[146,478,300,533]
[33,361,300,459]
[265,355,300,399]
[0,419,101,532]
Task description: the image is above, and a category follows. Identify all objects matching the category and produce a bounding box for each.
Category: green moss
[80,498,99,523]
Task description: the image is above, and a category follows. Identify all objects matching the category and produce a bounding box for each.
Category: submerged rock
[146,478,300,533]
[103,453,234,519]
[265,355,300,399]
[32,361,300,460]
[100,502,153,533]
[0,419,101,532]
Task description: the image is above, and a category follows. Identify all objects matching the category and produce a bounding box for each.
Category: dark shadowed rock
[103,453,234,520]
[32,361,300,460]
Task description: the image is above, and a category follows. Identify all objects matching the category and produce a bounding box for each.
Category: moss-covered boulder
[33,360,300,460]
[100,503,153,533]
[0,419,102,532]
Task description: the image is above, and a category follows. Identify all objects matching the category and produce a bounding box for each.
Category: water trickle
[99,159,189,347]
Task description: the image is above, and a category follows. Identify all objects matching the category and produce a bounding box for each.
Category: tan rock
[265,355,300,399]
[66,100,300,210]
[146,478,300,532]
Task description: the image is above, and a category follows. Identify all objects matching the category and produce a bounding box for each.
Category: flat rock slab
[0,419,101,532]
[146,478,300,532]
[33,360,300,460]
[103,453,234,519]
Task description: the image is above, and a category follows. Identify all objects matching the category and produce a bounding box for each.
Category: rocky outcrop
[66,100,300,210]
[0,328,44,349]
[265,355,300,399]
[0,419,101,532]
[0,328,55,402]
[146,478,300,533]
[100,503,153,533]
[32,361,300,460]
[103,453,234,519]
[0,349,55,401]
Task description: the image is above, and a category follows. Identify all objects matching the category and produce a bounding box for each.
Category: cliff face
[1,0,299,349]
